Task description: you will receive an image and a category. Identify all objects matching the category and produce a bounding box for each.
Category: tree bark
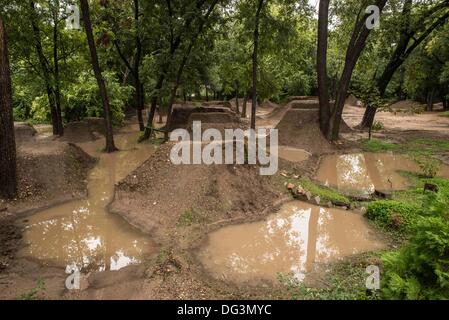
[30,1,63,136]
[427,89,435,111]
[165,0,219,134]
[317,0,331,136]
[241,90,249,118]
[133,0,145,131]
[359,1,449,129]
[235,85,240,114]
[52,3,64,136]
[251,0,264,130]
[80,0,117,152]
[326,0,388,140]
[141,0,208,141]
[0,16,18,199]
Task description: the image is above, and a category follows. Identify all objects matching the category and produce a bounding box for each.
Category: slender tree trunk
[157,96,163,124]
[358,0,449,128]
[52,6,64,136]
[205,85,209,101]
[235,88,240,114]
[251,0,264,130]
[326,0,388,140]
[0,16,18,199]
[165,0,219,133]
[80,0,117,152]
[444,99,449,111]
[134,0,145,131]
[317,0,331,136]
[241,91,248,118]
[30,1,62,136]
[427,88,435,111]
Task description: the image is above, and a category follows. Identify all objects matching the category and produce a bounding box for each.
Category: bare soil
[2,100,449,300]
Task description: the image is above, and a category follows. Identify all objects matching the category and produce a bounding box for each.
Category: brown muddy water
[278,146,311,163]
[198,201,384,285]
[316,153,449,196]
[17,132,158,272]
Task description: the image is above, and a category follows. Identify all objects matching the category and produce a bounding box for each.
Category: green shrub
[371,121,384,131]
[365,200,419,231]
[382,194,449,299]
[412,155,441,178]
[64,71,132,126]
[30,94,51,123]
[361,139,400,153]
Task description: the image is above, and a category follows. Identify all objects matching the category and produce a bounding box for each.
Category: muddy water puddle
[198,201,384,285]
[18,132,158,272]
[278,146,311,163]
[316,153,449,196]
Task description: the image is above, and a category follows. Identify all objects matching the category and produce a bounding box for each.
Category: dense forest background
[1,0,447,131]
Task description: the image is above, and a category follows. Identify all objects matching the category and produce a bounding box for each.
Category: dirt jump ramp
[276,109,335,154]
[168,105,240,132]
[14,123,37,144]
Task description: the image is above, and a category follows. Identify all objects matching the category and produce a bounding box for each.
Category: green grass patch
[366,173,449,234]
[362,138,449,157]
[366,200,420,232]
[177,208,209,227]
[278,253,383,300]
[361,139,400,153]
[284,177,351,205]
[439,111,449,117]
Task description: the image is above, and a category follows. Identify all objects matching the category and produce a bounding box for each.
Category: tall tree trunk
[317,0,331,136]
[205,85,209,101]
[241,91,248,118]
[30,1,62,136]
[235,86,240,114]
[0,16,18,199]
[444,99,449,111]
[141,0,208,141]
[165,0,219,134]
[80,0,117,153]
[52,4,64,136]
[134,0,145,131]
[251,0,264,130]
[359,0,449,129]
[427,89,435,111]
[326,0,388,140]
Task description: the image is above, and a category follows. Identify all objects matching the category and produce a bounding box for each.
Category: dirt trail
[343,105,449,137]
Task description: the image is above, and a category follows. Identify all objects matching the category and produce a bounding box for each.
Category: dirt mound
[202,101,232,109]
[3,142,95,214]
[109,143,281,238]
[345,94,362,107]
[61,118,107,143]
[389,100,424,112]
[14,123,37,143]
[286,96,318,103]
[276,109,335,154]
[62,121,97,143]
[167,105,239,132]
[288,99,319,110]
[186,112,243,134]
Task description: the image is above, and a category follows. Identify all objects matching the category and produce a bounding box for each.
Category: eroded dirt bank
[2,100,448,300]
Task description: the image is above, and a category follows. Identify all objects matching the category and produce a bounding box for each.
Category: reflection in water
[198,201,384,284]
[316,153,437,195]
[18,132,157,272]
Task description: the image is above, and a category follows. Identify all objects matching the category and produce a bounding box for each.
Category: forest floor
[1,100,449,300]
